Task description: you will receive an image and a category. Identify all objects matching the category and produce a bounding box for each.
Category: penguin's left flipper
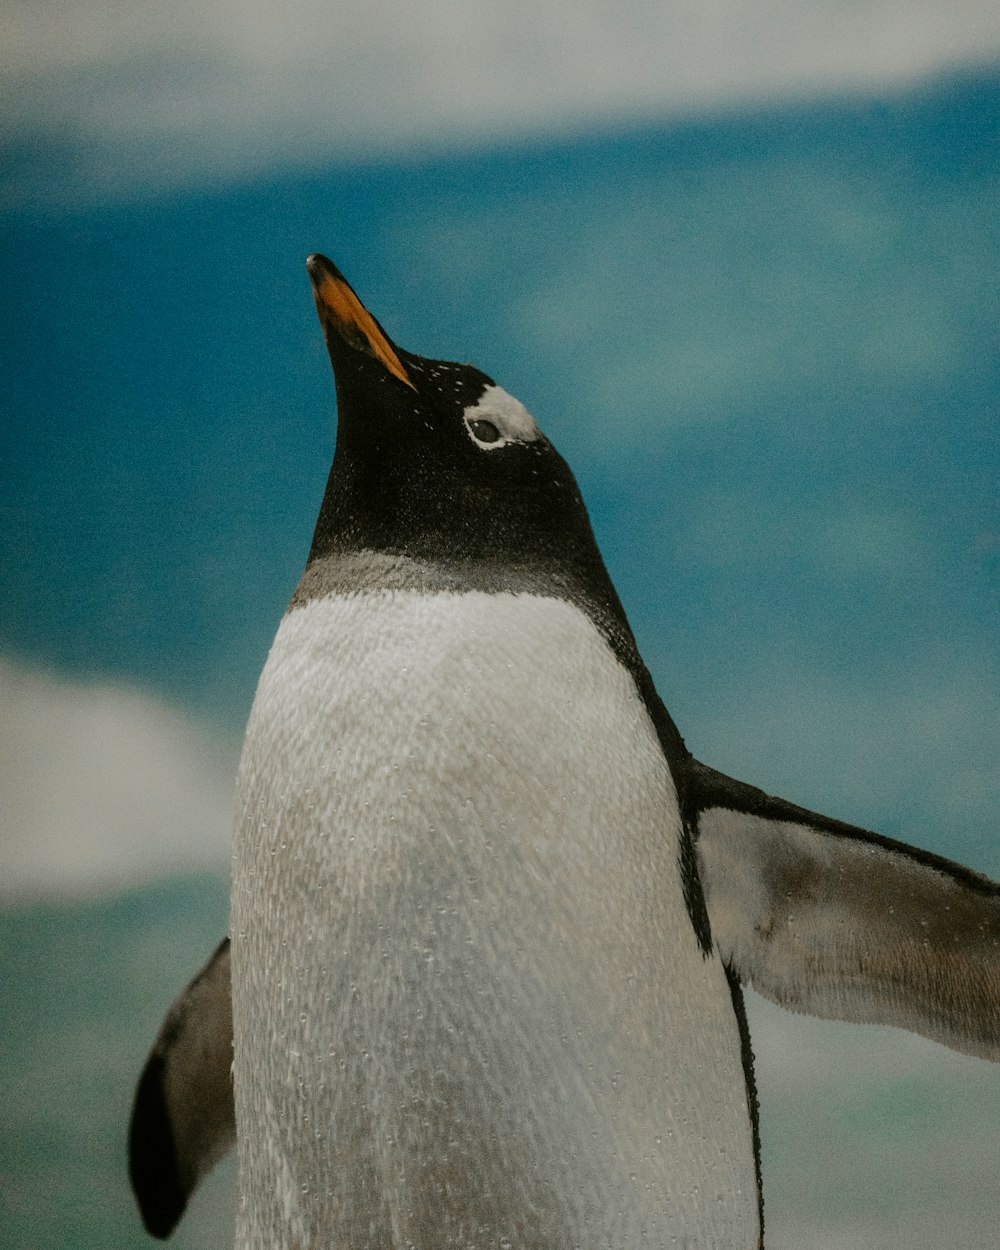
[129,937,235,1238]
[692,761,1000,1061]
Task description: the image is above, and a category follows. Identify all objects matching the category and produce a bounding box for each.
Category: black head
[305,254,609,592]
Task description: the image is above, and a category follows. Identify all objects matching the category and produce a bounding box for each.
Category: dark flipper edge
[129,937,235,1238]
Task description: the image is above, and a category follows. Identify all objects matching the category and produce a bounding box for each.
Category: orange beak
[306,254,415,391]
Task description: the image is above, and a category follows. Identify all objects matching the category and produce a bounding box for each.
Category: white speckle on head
[463,384,542,450]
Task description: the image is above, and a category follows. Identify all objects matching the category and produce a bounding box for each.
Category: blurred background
[2,2,999,1247]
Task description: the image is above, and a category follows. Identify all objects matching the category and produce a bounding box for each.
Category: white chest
[231,588,758,1249]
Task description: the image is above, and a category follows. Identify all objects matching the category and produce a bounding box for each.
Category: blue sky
[2,3,999,1246]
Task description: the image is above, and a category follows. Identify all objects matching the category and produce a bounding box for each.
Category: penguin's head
[305,254,601,582]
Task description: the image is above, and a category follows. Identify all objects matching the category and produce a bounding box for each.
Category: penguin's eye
[461,386,541,450]
[468,418,501,444]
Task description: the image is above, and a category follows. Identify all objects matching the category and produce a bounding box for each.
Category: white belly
[231,587,758,1249]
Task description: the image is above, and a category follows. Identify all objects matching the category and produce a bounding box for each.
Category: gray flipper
[129,938,235,1238]
[691,761,1000,1062]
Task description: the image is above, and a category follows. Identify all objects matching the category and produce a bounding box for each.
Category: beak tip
[306,253,344,286]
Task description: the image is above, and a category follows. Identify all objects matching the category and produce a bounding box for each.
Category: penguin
[129,255,1000,1248]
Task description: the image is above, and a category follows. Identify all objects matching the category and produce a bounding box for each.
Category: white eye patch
[462,385,542,450]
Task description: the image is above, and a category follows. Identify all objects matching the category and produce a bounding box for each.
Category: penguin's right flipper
[692,762,1000,1062]
[129,937,235,1238]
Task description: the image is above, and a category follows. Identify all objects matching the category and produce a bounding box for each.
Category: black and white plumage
[128,255,999,1248]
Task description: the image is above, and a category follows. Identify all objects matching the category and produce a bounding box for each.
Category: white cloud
[2,0,1000,196]
[0,655,236,900]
